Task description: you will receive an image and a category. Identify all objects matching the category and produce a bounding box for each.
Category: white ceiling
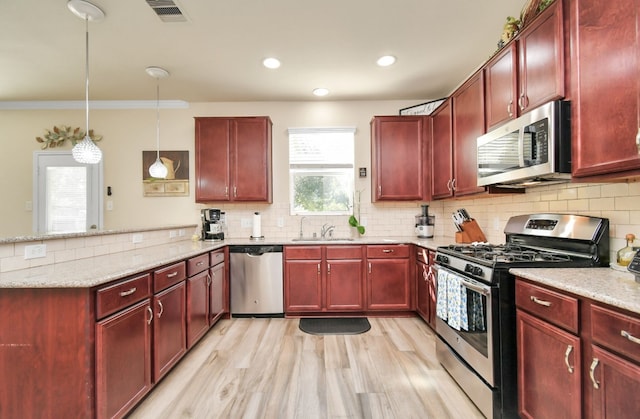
[0,0,524,103]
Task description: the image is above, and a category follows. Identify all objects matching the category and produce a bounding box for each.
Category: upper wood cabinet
[570,0,640,179]
[432,73,485,200]
[195,116,273,203]
[371,116,430,201]
[484,0,565,130]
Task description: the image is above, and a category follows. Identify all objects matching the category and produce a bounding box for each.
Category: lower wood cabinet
[516,309,582,419]
[209,250,226,324]
[516,278,640,419]
[284,245,364,313]
[152,281,186,381]
[366,245,411,311]
[96,298,153,419]
[415,246,436,328]
[186,269,210,348]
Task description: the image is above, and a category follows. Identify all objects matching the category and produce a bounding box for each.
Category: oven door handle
[459,278,490,296]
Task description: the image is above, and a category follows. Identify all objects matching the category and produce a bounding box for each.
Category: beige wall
[1,101,639,264]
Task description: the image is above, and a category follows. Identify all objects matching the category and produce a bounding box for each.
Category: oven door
[435,266,495,386]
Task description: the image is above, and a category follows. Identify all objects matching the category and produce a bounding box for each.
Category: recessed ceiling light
[313,88,329,97]
[376,55,396,67]
[263,57,281,69]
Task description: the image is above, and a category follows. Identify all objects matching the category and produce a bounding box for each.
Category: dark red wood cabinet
[569,0,640,179]
[371,115,430,201]
[366,245,411,311]
[284,245,364,314]
[152,282,186,382]
[415,247,436,329]
[516,278,640,419]
[484,0,565,130]
[209,250,226,324]
[195,116,273,202]
[451,71,486,198]
[186,269,210,348]
[431,98,454,199]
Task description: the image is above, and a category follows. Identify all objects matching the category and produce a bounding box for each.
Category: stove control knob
[465,264,483,277]
[436,255,449,264]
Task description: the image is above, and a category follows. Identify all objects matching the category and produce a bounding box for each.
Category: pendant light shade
[68,0,104,164]
[146,66,170,179]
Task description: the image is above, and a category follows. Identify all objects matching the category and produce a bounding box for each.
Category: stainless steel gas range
[434,213,610,419]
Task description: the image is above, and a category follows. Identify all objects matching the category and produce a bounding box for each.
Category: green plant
[35,125,102,149]
[348,215,365,235]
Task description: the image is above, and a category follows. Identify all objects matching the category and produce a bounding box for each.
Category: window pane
[288,128,355,215]
[290,169,353,215]
[46,166,87,233]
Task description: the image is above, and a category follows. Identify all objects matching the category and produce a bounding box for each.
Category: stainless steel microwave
[477,100,571,187]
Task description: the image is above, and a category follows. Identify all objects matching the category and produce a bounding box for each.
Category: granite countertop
[510,266,640,315]
[0,236,450,289]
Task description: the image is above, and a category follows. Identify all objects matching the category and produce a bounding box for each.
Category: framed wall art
[399,98,446,116]
[142,150,190,197]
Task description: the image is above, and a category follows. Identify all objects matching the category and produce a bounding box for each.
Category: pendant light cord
[156,79,161,159]
[84,14,90,138]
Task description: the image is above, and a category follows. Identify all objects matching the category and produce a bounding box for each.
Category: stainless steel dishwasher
[229,245,284,317]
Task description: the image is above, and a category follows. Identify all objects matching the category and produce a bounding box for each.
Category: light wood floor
[129,317,484,419]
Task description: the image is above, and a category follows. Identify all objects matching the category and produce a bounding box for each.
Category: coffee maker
[201,208,224,241]
[415,204,435,238]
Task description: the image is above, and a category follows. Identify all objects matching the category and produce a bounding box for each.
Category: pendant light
[146,66,170,179]
[67,0,104,164]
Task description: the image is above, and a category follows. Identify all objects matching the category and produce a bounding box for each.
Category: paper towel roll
[251,212,262,238]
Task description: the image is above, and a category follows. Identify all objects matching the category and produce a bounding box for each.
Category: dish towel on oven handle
[436,269,448,320]
[446,272,468,331]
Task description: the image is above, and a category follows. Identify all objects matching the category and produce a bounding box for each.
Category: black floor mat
[299,317,371,335]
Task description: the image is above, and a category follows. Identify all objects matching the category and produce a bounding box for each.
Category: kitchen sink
[291,237,354,242]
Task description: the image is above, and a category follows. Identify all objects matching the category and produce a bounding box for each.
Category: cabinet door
[452,72,485,197]
[186,270,209,348]
[415,260,430,321]
[284,259,322,312]
[209,261,225,325]
[326,259,364,311]
[371,116,426,201]
[431,99,454,199]
[570,0,640,178]
[231,117,272,202]
[367,259,411,311]
[153,282,186,382]
[517,309,582,419]
[590,345,640,419]
[485,43,518,129]
[195,117,231,202]
[518,0,565,113]
[96,299,152,419]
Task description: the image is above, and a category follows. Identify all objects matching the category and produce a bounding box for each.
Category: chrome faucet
[299,216,307,238]
[321,223,335,239]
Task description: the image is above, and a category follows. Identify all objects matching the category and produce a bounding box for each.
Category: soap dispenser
[617,233,636,266]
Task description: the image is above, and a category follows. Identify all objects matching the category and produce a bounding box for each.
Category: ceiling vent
[145,0,188,23]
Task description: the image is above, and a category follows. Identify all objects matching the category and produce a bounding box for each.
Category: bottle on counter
[617,233,636,266]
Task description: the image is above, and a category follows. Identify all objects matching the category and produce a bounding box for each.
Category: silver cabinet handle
[146,306,153,325]
[446,179,452,192]
[196,261,204,266]
[378,185,382,196]
[636,127,640,153]
[157,301,164,318]
[327,263,331,274]
[368,262,372,274]
[225,186,229,197]
[382,249,394,253]
[317,263,321,275]
[530,296,552,307]
[207,273,212,286]
[119,287,137,297]
[233,186,237,197]
[590,358,600,389]
[621,330,640,345]
[167,271,178,278]
[451,178,457,191]
[564,345,574,373]
[507,100,513,118]
[519,93,526,111]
